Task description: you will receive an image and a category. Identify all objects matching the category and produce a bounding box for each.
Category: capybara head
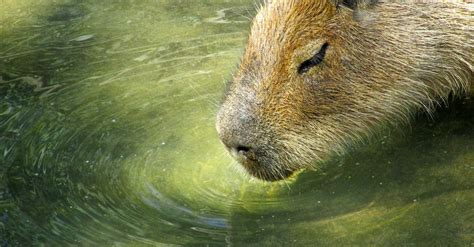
[216,0,472,181]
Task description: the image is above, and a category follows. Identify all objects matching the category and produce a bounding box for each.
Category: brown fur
[217,0,473,181]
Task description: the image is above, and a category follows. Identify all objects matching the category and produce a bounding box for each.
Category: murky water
[1,1,473,246]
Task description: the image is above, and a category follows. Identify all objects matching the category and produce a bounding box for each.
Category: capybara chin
[216,0,473,182]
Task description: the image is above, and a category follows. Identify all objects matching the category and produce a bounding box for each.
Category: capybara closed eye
[216,0,473,181]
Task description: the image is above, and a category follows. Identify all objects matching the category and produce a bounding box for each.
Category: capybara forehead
[241,0,337,76]
[251,1,336,47]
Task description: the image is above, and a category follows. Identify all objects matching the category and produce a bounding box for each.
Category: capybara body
[216,0,473,181]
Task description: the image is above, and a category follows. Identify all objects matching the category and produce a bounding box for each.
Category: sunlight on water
[1,0,473,246]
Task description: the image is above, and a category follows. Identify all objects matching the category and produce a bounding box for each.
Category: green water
[0,1,473,246]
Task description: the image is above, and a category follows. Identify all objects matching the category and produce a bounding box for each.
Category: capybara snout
[216,87,294,181]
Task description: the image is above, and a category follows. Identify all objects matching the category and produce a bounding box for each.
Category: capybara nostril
[236,145,251,154]
[232,145,254,160]
[229,144,257,164]
[216,124,253,158]
[219,134,255,160]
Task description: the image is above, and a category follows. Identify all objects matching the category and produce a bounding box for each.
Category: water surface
[1,1,473,245]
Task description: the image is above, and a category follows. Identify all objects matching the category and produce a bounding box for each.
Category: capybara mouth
[240,158,296,182]
[219,137,295,181]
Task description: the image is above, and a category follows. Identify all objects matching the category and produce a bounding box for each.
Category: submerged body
[217,0,473,181]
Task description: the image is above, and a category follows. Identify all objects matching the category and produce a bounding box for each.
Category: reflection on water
[0,1,473,245]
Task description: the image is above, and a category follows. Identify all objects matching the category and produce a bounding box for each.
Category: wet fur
[217,0,473,181]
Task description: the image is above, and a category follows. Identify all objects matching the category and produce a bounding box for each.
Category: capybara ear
[339,0,357,9]
[332,0,377,9]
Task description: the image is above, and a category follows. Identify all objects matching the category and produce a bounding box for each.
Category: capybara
[216,0,473,181]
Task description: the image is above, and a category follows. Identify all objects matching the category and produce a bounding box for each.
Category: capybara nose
[229,144,255,161]
[216,117,257,161]
[218,131,256,161]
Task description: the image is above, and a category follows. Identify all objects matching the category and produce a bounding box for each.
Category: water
[0,1,473,246]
